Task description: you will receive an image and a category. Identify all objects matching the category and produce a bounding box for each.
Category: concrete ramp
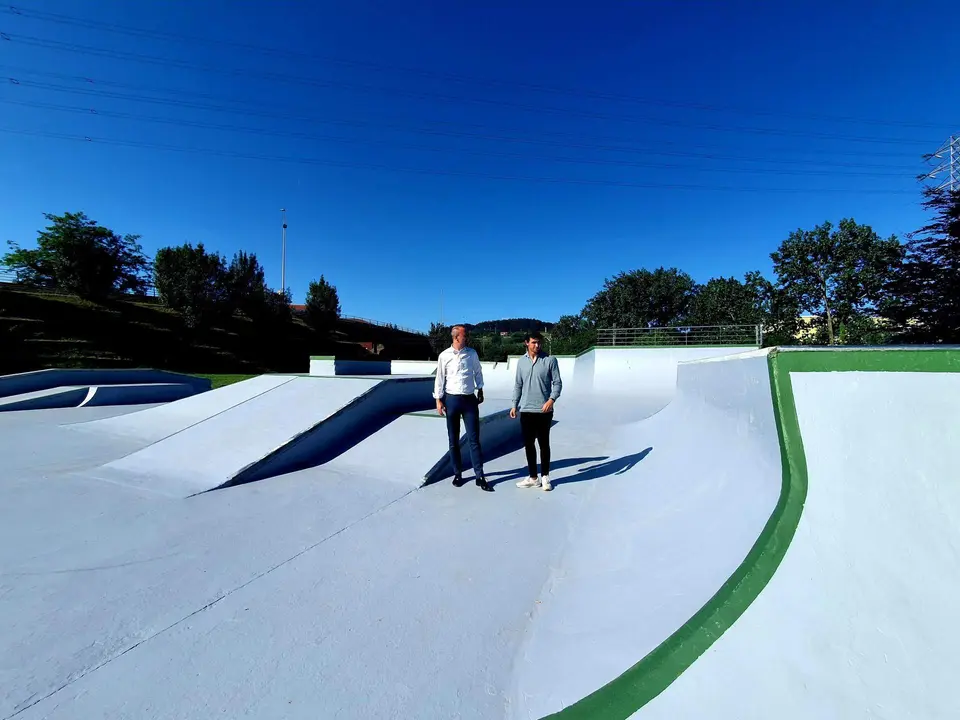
[85,376,435,497]
[0,383,200,412]
[509,348,783,718]
[0,368,210,398]
[69,374,297,442]
[325,397,527,488]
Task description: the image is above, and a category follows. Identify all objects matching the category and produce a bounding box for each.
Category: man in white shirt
[433,324,492,492]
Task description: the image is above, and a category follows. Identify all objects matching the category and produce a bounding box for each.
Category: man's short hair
[451,324,466,337]
[525,331,543,342]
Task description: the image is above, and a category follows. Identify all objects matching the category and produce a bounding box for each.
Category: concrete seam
[3,485,418,720]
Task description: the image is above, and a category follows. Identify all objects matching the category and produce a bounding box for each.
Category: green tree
[771,218,902,345]
[549,313,596,354]
[744,270,801,346]
[304,275,341,331]
[153,242,229,328]
[687,276,763,326]
[880,186,960,343]
[428,322,450,355]
[582,267,697,329]
[2,211,150,300]
[226,250,268,320]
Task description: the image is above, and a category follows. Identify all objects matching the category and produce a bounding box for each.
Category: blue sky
[1,0,956,332]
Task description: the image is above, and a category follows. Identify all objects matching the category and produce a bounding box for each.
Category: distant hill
[464,318,554,334]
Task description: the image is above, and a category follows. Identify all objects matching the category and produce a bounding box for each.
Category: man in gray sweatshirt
[509,331,562,491]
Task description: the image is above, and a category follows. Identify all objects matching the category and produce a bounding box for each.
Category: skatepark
[1,343,957,719]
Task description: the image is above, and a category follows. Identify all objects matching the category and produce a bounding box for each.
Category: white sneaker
[541,475,552,491]
[516,476,540,489]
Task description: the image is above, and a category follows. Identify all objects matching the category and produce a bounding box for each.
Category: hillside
[0,288,432,375]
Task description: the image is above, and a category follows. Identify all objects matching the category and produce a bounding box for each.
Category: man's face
[454,328,468,347]
[526,337,540,354]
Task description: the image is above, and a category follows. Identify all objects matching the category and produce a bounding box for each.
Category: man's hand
[541,399,554,413]
[509,407,517,419]
[436,399,445,416]
[477,389,484,404]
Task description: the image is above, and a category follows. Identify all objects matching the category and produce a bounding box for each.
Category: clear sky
[1,0,956,332]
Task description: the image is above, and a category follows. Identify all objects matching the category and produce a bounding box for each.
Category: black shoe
[476,476,493,492]
[452,475,467,487]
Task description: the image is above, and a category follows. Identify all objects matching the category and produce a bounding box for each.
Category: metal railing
[596,324,762,347]
[339,315,427,336]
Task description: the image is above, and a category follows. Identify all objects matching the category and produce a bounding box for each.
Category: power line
[1,4,952,132]
[0,32,939,147]
[0,97,921,178]
[1,66,930,162]
[0,126,920,195]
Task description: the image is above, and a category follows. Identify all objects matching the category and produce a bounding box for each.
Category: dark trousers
[520,411,553,477]
[445,394,484,478]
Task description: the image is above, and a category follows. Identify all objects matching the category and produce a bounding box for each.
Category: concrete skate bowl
[0,368,210,412]
[516,346,960,720]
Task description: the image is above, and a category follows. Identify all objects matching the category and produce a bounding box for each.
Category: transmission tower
[920,134,960,191]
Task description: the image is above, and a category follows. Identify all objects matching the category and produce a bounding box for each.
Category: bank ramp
[81,375,435,497]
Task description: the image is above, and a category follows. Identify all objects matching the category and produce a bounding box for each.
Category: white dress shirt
[433,345,484,399]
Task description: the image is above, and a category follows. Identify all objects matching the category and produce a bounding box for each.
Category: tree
[2,211,150,300]
[880,186,960,343]
[582,267,697,329]
[428,322,450,355]
[304,275,341,331]
[687,276,764,326]
[744,270,801,346]
[770,219,902,345]
[226,250,268,320]
[153,242,230,329]
[549,313,596,354]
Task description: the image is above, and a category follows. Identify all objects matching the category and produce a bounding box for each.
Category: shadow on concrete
[486,456,608,486]
[487,447,653,487]
[421,415,558,487]
[556,447,653,486]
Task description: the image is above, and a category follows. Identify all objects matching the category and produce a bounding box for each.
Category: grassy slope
[0,289,432,375]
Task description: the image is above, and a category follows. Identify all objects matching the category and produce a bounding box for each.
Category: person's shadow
[486,447,652,487]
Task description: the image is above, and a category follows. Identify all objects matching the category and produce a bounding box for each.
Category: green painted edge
[309,355,336,360]
[539,346,960,720]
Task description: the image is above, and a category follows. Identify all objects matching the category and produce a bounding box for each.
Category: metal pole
[280,208,287,293]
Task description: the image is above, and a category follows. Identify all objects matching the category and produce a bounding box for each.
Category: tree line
[2,211,342,333]
[436,184,960,357]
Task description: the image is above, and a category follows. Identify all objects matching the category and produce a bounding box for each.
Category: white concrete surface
[639,370,960,719]
[68,374,297,442]
[507,351,783,719]
[9,347,943,720]
[82,376,436,497]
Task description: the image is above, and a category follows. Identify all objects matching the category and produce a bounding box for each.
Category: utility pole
[440,289,444,326]
[920,135,960,192]
[280,208,287,293]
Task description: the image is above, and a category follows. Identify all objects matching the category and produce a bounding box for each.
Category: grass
[191,373,259,390]
[0,288,432,376]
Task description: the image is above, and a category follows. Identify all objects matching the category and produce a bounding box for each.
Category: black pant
[445,393,484,477]
[520,411,552,477]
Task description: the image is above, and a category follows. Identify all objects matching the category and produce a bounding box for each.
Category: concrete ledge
[0,383,201,412]
[0,368,211,399]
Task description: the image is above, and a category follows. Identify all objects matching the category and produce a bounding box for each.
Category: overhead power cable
[0,80,925,173]
[0,32,938,147]
[0,65,929,162]
[0,98,920,179]
[0,126,919,195]
[1,4,951,131]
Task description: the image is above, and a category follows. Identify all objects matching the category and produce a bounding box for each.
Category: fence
[339,315,427,337]
[595,324,762,348]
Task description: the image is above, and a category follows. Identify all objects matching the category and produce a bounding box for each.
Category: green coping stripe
[540,346,960,720]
